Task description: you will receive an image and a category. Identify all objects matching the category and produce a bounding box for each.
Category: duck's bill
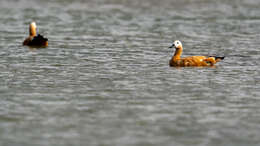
[169,44,175,48]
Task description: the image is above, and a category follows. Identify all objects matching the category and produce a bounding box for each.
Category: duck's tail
[210,56,225,62]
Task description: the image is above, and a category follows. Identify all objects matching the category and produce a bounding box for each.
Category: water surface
[0,0,260,146]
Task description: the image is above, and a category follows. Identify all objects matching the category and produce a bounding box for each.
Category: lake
[0,0,260,145]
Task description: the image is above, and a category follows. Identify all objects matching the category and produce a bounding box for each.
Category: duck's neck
[172,47,182,60]
[29,25,37,37]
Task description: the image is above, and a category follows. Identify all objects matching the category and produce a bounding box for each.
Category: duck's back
[170,56,218,67]
[28,34,48,46]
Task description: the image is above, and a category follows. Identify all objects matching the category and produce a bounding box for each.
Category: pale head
[169,40,182,49]
[29,22,37,37]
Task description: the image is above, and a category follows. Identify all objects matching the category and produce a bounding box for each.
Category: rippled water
[0,0,260,145]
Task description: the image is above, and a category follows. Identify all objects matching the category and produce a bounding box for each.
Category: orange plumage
[169,40,224,67]
[23,22,48,47]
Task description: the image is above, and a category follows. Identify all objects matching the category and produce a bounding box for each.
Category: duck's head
[169,40,182,49]
[29,22,37,37]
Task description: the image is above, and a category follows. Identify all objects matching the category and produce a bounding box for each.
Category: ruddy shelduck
[23,22,48,47]
[169,40,224,67]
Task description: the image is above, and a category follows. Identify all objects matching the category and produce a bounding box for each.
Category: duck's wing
[180,56,217,66]
[29,34,48,46]
[32,34,48,42]
[209,56,225,62]
[172,56,205,67]
[201,55,225,66]
[182,56,207,62]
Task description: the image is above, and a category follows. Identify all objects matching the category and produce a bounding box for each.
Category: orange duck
[23,22,48,47]
[169,40,224,67]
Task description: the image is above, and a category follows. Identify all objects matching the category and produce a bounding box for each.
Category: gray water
[0,0,260,145]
